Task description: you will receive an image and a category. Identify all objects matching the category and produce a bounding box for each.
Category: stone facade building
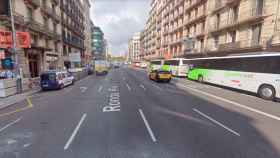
[140,0,280,60]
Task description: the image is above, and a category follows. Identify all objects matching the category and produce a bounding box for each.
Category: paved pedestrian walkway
[0,88,40,110]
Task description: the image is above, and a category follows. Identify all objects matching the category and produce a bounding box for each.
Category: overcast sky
[90,0,150,56]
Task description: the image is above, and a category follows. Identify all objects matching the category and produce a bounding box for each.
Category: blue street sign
[1,58,14,69]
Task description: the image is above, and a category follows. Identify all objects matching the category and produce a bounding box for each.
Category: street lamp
[9,0,22,93]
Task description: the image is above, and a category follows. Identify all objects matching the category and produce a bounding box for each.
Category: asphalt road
[0,67,280,158]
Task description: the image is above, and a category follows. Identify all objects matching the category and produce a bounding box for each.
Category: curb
[0,89,41,110]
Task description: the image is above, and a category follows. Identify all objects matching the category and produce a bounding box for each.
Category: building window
[27,8,33,20]
[232,6,239,22]
[214,36,219,49]
[216,13,220,29]
[229,31,236,43]
[251,24,262,46]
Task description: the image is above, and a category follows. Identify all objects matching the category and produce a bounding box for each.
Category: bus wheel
[258,85,276,101]
[198,75,204,83]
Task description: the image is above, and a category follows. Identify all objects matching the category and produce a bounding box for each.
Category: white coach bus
[163,58,189,77]
[187,52,280,101]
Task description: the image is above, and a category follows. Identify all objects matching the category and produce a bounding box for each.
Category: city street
[0,67,280,158]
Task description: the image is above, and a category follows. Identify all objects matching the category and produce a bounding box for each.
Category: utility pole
[9,0,22,93]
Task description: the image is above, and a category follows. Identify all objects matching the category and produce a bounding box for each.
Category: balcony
[0,12,24,26]
[41,4,52,17]
[184,14,206,27]
[185,0,207,13]
[24,0,40,9]
[25,18,45,33]
[207,40,262,53]
[43,26,55,39]
[218,41,241,50]
[212,0,241,14]
[210,8,266,34]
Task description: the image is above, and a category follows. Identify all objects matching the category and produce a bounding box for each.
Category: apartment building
[0,0,63,78]
[128,32,141,62]
[141,0,159,60]
[61,0,85,68]
[82,0,92,65]
[206,0,280,56]
[141,0,280,60]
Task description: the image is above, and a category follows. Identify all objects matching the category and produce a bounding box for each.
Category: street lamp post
[9,0,22,93]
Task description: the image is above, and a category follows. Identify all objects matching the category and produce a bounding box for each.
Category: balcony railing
[43,26,55,39]
[210,7,266,34]
[218,41,241,50]
[24,0,40,9]
[0,12,24,26]
[207,40,262,52]
[25,18,45,33]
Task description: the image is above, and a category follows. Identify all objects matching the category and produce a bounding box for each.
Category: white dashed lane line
[126,83,131,91]
[0,117,22,133]
[193,108,240,137]
[177,83,280,121]
[98,86,103,93]
[138,109,157,142]
[64,113,87,150]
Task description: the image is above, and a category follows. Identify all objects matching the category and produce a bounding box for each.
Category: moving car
[149,69,172,82]
[95,60,109,75]
[40,70,75,90]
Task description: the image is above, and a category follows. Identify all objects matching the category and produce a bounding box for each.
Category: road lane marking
[178,84,280,121]
[193,108,240,136]
[138,109,157,142]
[0,98,33,118]
[80,87,88,93]
[151,83,163,91]
[98,86,103,93]
[123,77,126,81]
[0,117,22,133]
[126,83,131,91]
[64,113,87,150]
[26,97,33,107]
[140,84,146,91]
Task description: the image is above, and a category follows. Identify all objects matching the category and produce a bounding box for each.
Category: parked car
[149,69,172,82]
[40,70,75,90]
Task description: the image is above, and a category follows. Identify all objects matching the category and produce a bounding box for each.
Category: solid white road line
[0,117,22,133]
[98,86,103,93]
[64,113,87,150]
[140,84,146,91]
[179,84,280,121]
[193,108,240,136]
[126,83,131,91]
[138,109,157,142]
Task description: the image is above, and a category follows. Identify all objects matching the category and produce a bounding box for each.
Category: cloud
[90,0,150,56]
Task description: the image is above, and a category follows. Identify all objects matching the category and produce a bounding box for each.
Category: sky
[90,0,150,56]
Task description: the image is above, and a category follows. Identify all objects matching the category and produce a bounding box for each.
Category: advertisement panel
[0,30,31,48]
[69,53,81,62]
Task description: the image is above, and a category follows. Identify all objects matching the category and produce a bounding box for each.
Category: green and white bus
[187,53,280,100]
[163,58,189,77]
[149,60,164,72]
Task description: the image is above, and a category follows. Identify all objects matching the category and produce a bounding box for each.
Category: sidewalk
[0,88,40,110]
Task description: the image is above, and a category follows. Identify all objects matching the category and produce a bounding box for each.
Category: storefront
[45,53,59,70]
